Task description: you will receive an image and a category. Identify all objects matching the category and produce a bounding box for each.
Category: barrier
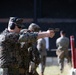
[70,36,76,68]
[70,35,76,75]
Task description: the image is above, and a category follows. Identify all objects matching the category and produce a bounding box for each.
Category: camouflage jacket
[56,36,69,50]
[19,31,39,68]
[0,28,39,75]
[28,43,40,65]
[0,28,20,68]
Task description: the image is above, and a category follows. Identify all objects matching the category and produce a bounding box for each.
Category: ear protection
[9,23,16,29]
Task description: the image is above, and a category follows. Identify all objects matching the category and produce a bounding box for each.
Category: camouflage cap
[28,23,40,32]
[8,17,24,29]
[20,29,28,34]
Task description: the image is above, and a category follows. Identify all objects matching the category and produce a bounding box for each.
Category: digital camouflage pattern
[0,28,39,75]
[56,33,70,73]
[0,28,20,75]
[28,23,41,75]
[28,45,40,75]
[19,30,40,75]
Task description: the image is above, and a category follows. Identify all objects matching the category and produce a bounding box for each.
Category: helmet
[28,23,40,32]
[8,17,24,29]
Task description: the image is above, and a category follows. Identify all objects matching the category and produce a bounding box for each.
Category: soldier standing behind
[37,31,47,75]
[56,30,70,73]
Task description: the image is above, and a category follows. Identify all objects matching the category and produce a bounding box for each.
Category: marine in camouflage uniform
[0,17,23,75]
[0,29,39,75]
[28,23,41,75]
[19,29,39,75]
[19,26,55,75]
[56,30,70,73]
[20,23,41,75]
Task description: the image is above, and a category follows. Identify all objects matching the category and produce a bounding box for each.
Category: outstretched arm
[19,29,55,42]
[37,30,55,39]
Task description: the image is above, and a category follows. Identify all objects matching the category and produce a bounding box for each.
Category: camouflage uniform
[0,28,20,75]
[56,30,70,73]
[19,30,39,75]
[28,43,40,75]
[20,23,40,75]
[0,17,25,75]
[0,28,39,75]
[37,38,47,75]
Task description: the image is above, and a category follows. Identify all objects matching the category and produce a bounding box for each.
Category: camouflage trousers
[56,49,70,72]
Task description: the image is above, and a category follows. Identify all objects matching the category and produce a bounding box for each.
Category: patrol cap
[8,17,24,29]
[20,29,28,34]
[28,23,40,32]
